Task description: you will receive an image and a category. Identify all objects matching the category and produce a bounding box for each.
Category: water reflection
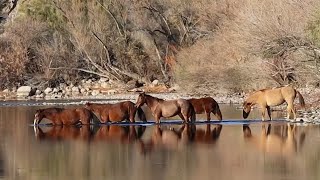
[138,124,223,154]
[34,125,146,144]
[243,123,306,156]
[1,105,320,180]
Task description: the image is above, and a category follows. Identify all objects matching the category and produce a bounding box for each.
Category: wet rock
[17,86,32,97]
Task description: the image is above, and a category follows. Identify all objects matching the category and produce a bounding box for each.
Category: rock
[52,88,59,93]
[44,87,52,94]
[80,88,86,94]
[99,78,108,83]
[107,89,117,95]
[101,82,109,89]
[16,86,32,97]
[35,90,41,95]
[91,90,100,96]
[72,86,79,92]
[152,80,159,86]
[2,89,9,93]
[86,79,92,84]
[36,93,44,98]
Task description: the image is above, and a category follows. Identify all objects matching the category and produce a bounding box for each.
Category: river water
[0,102,319,180]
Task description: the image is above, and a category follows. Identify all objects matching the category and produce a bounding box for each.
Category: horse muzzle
[33,118,39,126]
[243,110,250,119]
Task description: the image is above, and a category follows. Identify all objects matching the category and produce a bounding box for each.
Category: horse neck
[246,92,260,104]
[145,95,162,108]
[42,111,56,120]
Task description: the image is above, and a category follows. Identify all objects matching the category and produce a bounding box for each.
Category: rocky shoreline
[0,78,319,121]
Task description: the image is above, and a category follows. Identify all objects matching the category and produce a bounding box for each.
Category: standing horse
[85,101,146,123]
[33,107,92,126]
[242,86,305,121]
[188,97,222,121]
[135,92,196,123]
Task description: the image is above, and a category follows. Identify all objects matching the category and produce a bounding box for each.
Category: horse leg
[130,109,136,123]
[266,106,272,121]
[178,113,187,123]
[206,112,211,121]
[261,106,266,121]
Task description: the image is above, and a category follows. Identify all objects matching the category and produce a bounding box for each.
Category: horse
[242,86,305,121]
[84,101,146,123]
[188,97,222,121]
[242,123,306,156]
[33,107,93,126]
[34,125,91,142]
[135,92,196,123]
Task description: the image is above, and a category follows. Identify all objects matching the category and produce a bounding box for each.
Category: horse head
[34,109,45,126]
[135,92,146,108]
[242,101,253,119]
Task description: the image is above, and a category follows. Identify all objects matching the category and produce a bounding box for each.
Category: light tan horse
[135,92,196,123]
[242,86,305,121]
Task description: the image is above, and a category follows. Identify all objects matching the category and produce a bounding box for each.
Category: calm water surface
[0,103,319,180]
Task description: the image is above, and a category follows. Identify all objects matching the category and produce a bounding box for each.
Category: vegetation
[0,0,320,93]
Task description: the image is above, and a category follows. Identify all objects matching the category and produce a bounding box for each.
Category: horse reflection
[138,124,222,154]
[34,125,146,144]
[93,125,146,143]
[34,125,91,142]
[243,124,306,156]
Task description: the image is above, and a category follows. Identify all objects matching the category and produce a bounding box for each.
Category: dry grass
[174,0,320,94]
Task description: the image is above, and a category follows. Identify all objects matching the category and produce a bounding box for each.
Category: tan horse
[135,92,196,123]
[242,124,306,156]
[242,86,305,121]
[188,97,222,121]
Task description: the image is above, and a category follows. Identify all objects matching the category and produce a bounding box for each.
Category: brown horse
[33,107,92,126]
[188,97,222,121]
[34,125,91,142]
[135,92,196,123]
[242,86,305,121]
[85,101,146,123]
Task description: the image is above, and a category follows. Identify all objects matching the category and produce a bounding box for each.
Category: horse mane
[144,94,164,102]
[38,108,64,114]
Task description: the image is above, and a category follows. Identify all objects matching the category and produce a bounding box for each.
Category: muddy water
[0,103,319,180]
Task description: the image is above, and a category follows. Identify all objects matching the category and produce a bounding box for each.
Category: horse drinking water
[188,97,222,121]
[242,86,305,121]
[135,92,196,123]
[85,101,146,123]
[33,107,92,126]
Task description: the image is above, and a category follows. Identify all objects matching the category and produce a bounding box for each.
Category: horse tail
[137,107,147,122]
[296,90,305,109]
